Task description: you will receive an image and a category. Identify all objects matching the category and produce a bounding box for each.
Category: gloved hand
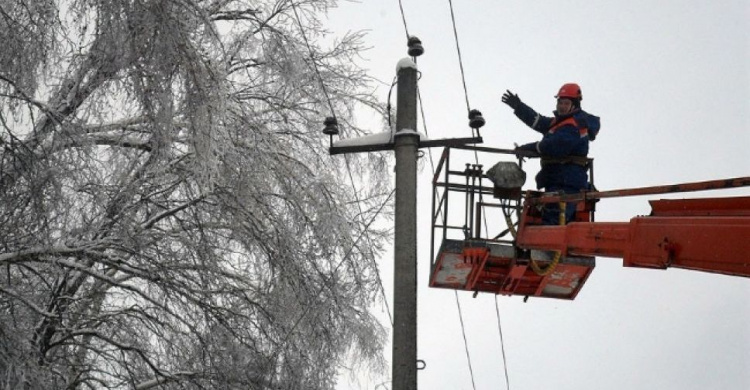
[514,142,539,160]
[501,90,522,110]
[515,142,538,152]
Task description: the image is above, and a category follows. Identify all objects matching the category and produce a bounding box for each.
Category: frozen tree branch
[0,0,390,388]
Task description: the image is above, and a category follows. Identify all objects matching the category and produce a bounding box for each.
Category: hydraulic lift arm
[517,193,750,278]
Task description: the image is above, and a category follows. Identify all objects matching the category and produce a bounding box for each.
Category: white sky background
[325,1,750,389]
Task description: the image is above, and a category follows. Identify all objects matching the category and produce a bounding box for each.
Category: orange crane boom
[517,196,750,278]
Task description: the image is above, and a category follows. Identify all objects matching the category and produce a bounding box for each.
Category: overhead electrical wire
[391,3,438,174]
[395,0,439,202]
[495,296,512,390]
[447,0,472,113]
[443,3,489,388]
[416,87,437,173]
[290,0,337,118]
[287,0,394,334]
[444,0,489,235]
[397,0,411,39]
[445,1,515,388]
[454,291,478,390]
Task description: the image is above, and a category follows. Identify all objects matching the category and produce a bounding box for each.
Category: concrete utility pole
[392,60,419,390]
[327,46,482,390]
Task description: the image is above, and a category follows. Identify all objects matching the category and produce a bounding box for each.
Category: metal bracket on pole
[329,135,483,155]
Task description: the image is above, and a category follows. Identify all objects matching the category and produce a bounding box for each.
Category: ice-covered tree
[0,0,391,388]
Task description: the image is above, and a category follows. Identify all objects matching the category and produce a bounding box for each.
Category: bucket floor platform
[429,239,595,300]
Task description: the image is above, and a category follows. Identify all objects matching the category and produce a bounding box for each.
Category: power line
[495,296,511,390]
[447,0,487,238]
[395,0,438,214]
[454,291,478,390]
[286,0,394,351]
[447,3,510,380]
[397,0,411,39]
[447,0,472,113]
[394,0,437,198]
[448,5,509,383]
[290,0,337,118]
[443,2,514,388]
[416,86,436,174]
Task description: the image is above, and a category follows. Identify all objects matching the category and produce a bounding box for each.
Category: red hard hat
[555,83,582,100]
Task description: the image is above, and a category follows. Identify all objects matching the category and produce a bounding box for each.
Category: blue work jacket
[514,102,601,190]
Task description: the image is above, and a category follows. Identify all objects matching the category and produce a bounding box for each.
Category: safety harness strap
[541,155,590,166]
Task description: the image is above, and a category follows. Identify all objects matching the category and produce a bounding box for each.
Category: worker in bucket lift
[501,83,601,225]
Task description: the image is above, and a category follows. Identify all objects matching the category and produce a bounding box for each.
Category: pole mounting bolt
[407,36,424,57]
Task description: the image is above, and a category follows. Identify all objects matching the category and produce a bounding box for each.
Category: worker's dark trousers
[541,186,580,225]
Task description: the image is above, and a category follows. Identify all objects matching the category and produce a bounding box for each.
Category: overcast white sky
[327,1,749,389]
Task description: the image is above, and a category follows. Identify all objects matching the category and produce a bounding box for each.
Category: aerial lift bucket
[428,147,597,300]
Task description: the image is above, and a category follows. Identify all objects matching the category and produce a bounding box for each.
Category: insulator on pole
[407,36,424,57]
[468,109,485,129]
[323,116,339,135]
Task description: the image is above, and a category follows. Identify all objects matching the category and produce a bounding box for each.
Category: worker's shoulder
[573,110,598,122]
[572,111,599,129]
[574,110,601,140]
